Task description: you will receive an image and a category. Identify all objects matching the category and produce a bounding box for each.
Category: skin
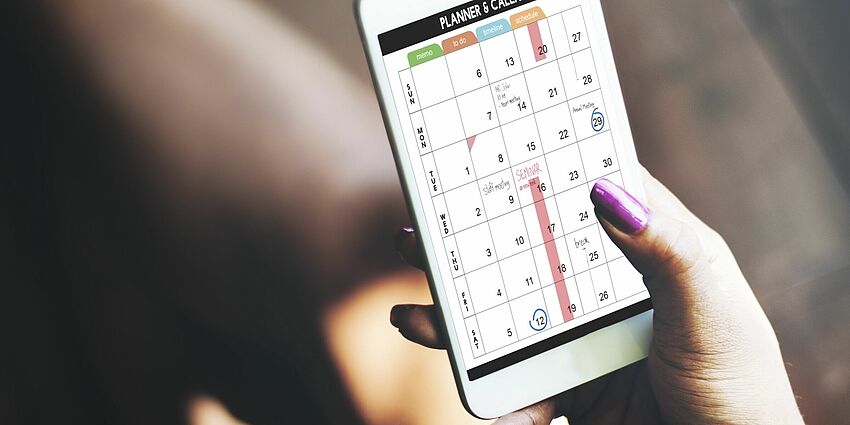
[391,167,805,424]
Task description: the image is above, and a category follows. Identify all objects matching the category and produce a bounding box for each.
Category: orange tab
[441,31,478,54]
[510,7,546,29]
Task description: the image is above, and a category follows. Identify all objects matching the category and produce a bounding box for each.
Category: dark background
[2,1,849,424]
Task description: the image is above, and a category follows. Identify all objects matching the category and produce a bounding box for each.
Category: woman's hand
[390,168,803,424]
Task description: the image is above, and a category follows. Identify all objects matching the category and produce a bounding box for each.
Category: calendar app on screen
[379,0,650,381]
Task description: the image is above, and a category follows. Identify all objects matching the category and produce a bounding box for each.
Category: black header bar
[378,0,538,55]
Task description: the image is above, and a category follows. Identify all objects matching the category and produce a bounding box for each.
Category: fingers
[590,178,718,309]
[389,304,446,349]
[391,228,443,349]
[394,226,424,270]
[492,399,558,425]
[186,395,247,425]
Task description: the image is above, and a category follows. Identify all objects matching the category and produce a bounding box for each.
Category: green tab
[407,44,444,67]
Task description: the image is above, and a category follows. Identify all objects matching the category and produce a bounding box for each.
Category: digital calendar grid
[394,3,648,362]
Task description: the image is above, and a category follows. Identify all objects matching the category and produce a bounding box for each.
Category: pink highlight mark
[529,177,574,322]
[528,22,546,62]
[466,135,477,151]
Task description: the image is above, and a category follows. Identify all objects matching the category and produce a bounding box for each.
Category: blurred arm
[40,0,404,284]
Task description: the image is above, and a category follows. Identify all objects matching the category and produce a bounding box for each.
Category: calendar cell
[564,277,583,317]
[531,237,572,287]
[546,14,572,58]
[513,157,554,207]
[446,44,489,95]
[555,185,596,235]
[444,182,487,232]
[479,32,522,82]
[590,265,616,308]
[489,209,531,260]
[509,291,549,339]
[574,271,599,313]
[521,195,563,246]
[434,140,476,191]
[569,90,607,141]
[562,7,590,53]
[454,222,497,270]
[542,277,582,327]
[534,101,576,153]
[525,61,567,112]
[579,131,618,181]
[477,303,518,352]
[560,49,599,99]
[411,56,455,108]
[545,143,586,193]
[514,19,556,69]
[491,74,533,124]
[469,128,510,177]
[566,225,607,274]
[466,263,508,312]
[500,250,542,301]
[501,115,541,165]
[479,168,520,219]
[422,99,465,150]
[457,86,499,137]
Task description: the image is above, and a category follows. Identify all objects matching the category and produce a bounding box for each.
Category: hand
[390,168,803,424]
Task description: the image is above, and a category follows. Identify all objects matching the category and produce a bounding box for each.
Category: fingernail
[390,304,416,327]
[590,179,649,234]
[394,227,415,253]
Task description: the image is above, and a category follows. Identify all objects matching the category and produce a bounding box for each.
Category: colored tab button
[442,31,478,54]
[476,19,511,41]
[510,7,546,29]
[407,44,444,67]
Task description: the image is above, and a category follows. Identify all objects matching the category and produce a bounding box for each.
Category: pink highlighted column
[529,177,574,322]
[528,22,547,62]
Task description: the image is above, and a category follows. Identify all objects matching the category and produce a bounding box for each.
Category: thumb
[589,178,715,315]
[590,178,804,424]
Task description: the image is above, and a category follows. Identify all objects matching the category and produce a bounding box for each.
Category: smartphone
[356,0,652,418]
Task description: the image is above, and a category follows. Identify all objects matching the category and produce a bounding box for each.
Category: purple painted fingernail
[590,179,649,234]
[394,227,415,254]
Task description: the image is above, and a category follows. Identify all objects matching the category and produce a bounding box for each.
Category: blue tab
[476,19,511,41]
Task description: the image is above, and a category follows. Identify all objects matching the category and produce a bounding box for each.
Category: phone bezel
[355,0,653,418]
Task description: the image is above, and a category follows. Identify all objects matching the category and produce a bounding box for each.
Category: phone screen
[378,0,651,381]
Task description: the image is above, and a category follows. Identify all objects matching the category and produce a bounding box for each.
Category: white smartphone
[356,0,652,418]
